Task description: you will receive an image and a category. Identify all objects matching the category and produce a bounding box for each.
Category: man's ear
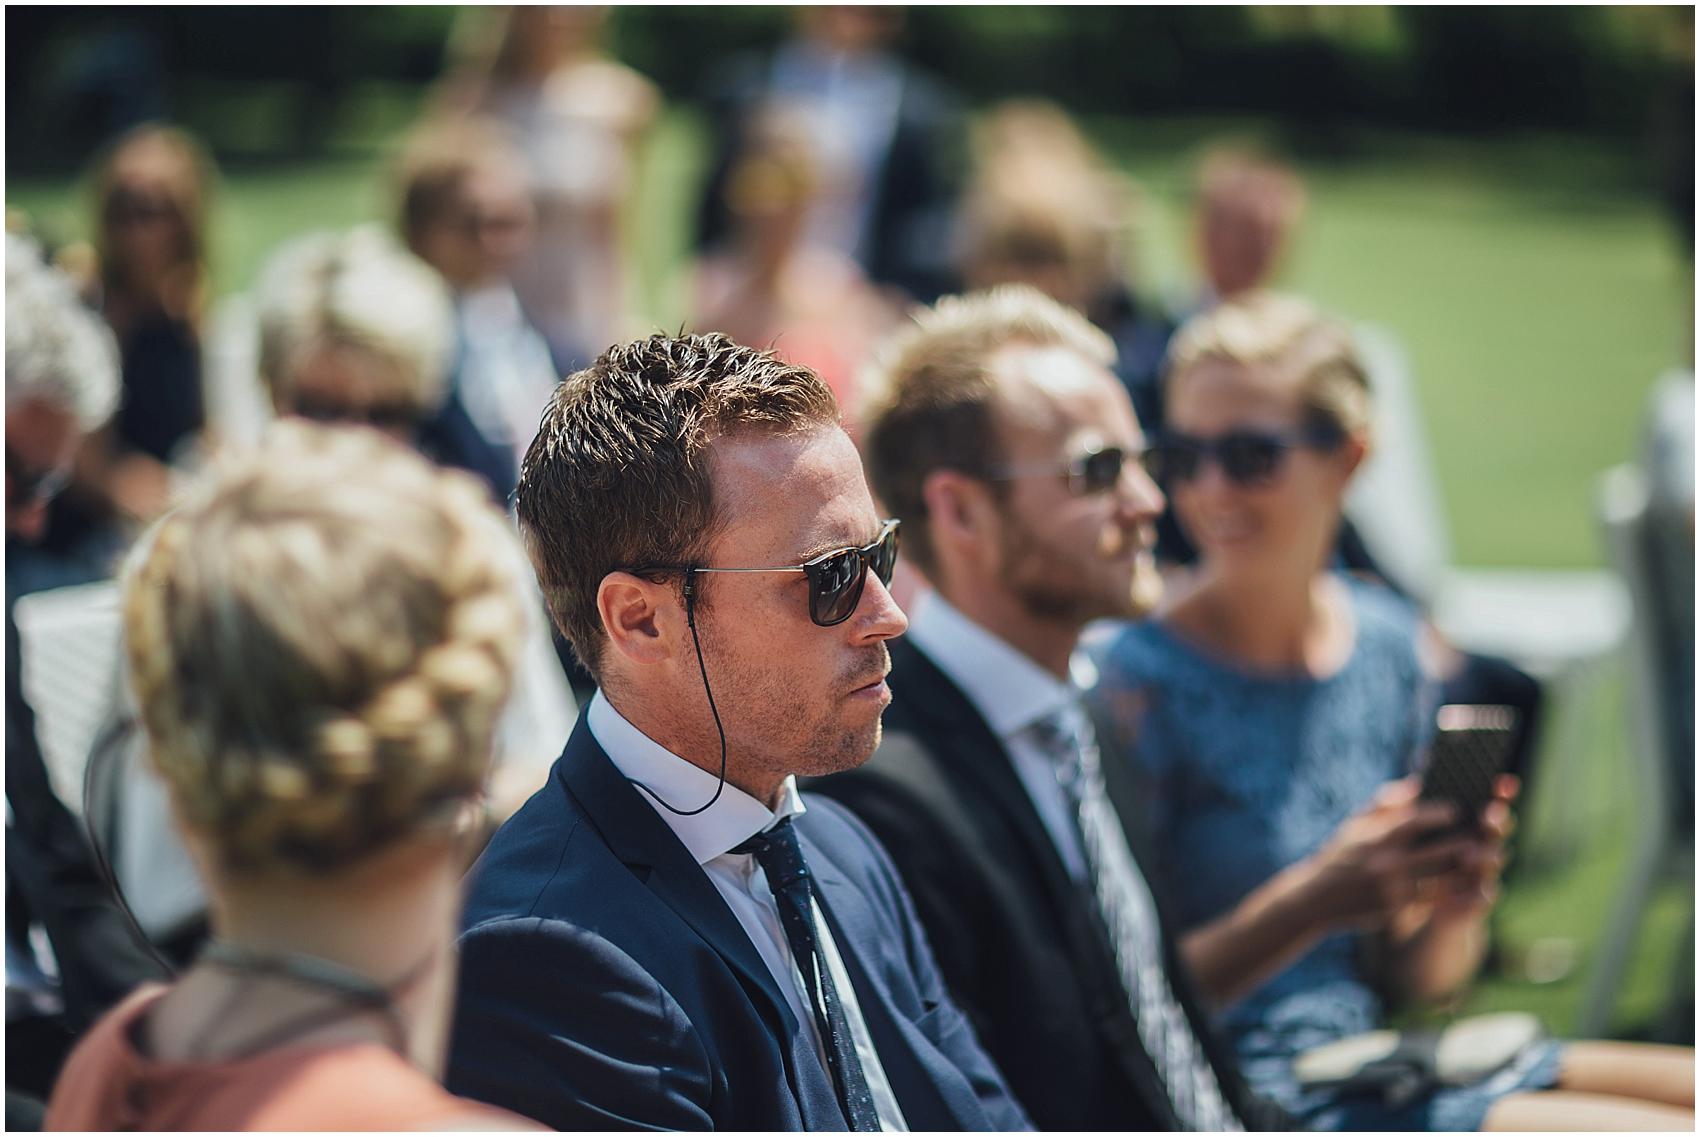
[921,468,999,562]
[1337,431,1370,483]
[597,571,684,667]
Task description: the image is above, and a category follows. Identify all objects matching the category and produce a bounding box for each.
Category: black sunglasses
[1146,425,1344,488]
[104,189,177,226]
[984,445,1156,497]
[289,396,424,434]
[687,519,900,627]
[5,445,71,508]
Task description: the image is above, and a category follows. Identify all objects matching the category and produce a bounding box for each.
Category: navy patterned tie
[734,818,882,1131]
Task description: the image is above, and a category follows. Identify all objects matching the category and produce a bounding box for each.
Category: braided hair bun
[122,421,525,874]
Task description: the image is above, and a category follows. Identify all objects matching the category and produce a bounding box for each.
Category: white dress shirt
[904,591,1099,880]
[587,692,909,1131]
[455,283,559,472]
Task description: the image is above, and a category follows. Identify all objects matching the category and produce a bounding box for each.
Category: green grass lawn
[9,104,1691,1038]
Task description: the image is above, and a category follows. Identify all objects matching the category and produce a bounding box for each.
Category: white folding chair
[10,580,125,816]
[1576,464,1693,1036]
[1347,323,1630,677]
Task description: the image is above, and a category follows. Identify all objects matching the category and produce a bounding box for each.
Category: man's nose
[853,569,909,643]
[1116,455,1167,524]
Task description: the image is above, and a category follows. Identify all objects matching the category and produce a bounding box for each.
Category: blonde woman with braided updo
[46,422,537,1132]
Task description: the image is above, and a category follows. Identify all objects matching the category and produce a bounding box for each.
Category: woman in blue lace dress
[1090,293,1693,1130]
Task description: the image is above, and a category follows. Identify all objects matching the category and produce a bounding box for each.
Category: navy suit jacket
[447,713,1032,1131]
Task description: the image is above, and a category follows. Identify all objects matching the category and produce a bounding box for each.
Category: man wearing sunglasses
[448,332,1030,1131]
[811,286,1285,1131]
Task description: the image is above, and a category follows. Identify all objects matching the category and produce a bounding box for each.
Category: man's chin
[1128,557,1164,618]
[804,719,883,779]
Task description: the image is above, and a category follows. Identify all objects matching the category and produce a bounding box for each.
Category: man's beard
[995,509,1161,626]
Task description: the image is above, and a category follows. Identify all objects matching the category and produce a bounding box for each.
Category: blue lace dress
[1087,578,1563,1131]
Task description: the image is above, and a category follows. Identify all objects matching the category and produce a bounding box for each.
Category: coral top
[46,984,525,1131]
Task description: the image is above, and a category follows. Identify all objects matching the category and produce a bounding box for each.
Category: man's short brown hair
[859,285,1115,579]
[516,333,840,680]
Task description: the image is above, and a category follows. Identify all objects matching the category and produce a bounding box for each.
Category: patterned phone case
[1418,704,1518,832]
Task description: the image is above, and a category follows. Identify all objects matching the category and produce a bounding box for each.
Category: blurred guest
[1193,147,1307,308]
[696,5,963,304]
[1090,293,1694,1131]
[254,228,455,448]
[395,119,560,503]
[1136,146,1306,485]
[1162,153,1547,804]
[26,126,213,593]
[6,235,165,1127]
[435,5,658,365]
[813,286,1283,1131]
[6,236,121,564]
[46,424,538,1131]
[249,225,575,828]
[78,230,579,975]
[691,104,899,420]
[960,99,1176,433]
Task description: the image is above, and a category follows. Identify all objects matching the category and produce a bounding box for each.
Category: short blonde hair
[1164,291,1371,437]
[122,421,525,875]
[5,233,121,430]
[254,226,455,416]
[860,285,1115,576]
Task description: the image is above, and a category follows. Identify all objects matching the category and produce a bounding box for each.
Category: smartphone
[1418,704,1519,836]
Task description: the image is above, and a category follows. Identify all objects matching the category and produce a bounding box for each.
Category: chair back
[1596,463,1685,831]
[1344,322,1455,606]
[10,581,124,816]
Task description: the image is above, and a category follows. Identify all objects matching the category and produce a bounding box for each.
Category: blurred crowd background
[6,3,1693,1048]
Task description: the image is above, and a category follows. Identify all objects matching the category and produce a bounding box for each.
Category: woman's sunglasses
[289,395,425,434]
[688,518,900,627]
[1145,426,1344,488]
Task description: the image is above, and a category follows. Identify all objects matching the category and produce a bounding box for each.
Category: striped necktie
[1032,707,1243,1131]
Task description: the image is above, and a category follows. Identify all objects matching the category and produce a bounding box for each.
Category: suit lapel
[891,641,1085,923]
[804,829,963,1132]
[890,641,1181,1123]
[555,718,808,1049]
[556,717,848,1129]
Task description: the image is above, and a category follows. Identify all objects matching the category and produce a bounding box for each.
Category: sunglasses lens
[1136,447,1165,482]
[810,548,865,626]
[1080,448,1126,493]
[1220,434,1285,484]
[807,523,900,626]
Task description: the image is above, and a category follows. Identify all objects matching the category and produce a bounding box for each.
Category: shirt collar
[905,590,1084,739]
[587,690,805,864]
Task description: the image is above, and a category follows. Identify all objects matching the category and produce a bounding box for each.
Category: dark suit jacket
[447,713,1031,1131]
[808,639,1286,1131]
[5,611,165,1034]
